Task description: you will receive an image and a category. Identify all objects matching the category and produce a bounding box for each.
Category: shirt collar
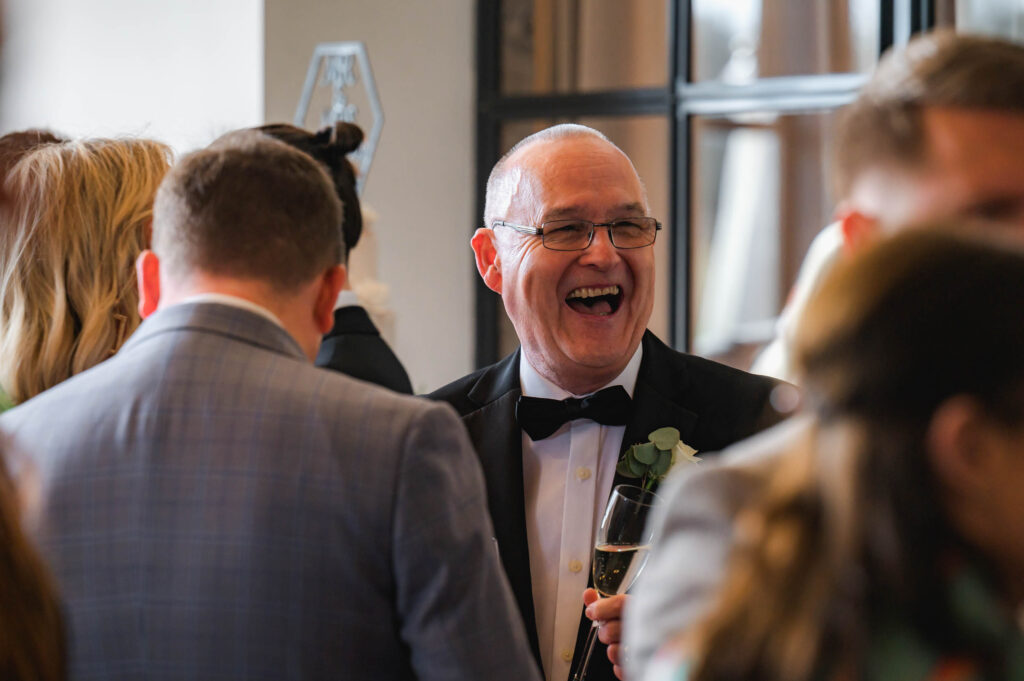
[175,293,286,331]
[334,289,360,310]
[519,344,643,400]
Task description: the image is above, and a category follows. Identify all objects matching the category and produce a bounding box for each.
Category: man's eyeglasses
[492,217,662,251]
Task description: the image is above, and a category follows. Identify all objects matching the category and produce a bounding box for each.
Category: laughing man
[429,124,789,681]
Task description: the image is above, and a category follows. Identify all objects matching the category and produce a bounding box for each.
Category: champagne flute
[571,484,660,681]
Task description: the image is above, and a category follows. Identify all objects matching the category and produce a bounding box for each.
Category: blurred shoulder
[660,414,813,512]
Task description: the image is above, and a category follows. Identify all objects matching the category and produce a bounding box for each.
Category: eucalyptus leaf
[651,448,672,476]
[628,455,648,477]
[617,458,640,478]
[649,427,680,450]
[632,442,658,465]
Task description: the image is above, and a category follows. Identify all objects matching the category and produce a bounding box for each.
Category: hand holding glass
[571,484,660,681]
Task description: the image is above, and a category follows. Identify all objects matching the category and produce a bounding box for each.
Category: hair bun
[323,122,364,155]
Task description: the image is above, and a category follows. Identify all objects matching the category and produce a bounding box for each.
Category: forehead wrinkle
[543,202,648,222]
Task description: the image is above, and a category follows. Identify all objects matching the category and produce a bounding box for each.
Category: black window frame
[474,0,938,367]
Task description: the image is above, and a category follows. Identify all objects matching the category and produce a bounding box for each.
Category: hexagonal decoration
[294,42,384,195]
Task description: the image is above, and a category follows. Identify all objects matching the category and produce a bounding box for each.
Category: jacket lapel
[613,332,699,490]
[462,351,542,663]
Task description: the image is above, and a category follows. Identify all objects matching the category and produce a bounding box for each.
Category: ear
[927,396,999,499]
[314,264,347,334]
[837,207,881,254]
[136,250,161,318]
[471,227,503,294]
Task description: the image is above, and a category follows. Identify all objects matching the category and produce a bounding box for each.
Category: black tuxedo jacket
[429,331,788,681]
[315,306,413,394]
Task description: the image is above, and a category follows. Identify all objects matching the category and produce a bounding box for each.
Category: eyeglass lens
[542,218,658,250]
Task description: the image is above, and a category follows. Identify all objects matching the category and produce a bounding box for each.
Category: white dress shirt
[177,293,286,330]
[520,346,643,681]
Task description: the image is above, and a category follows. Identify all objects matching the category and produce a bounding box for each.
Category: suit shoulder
[425,366,491,417]
[675,351,784,394]
[647,343,794,446]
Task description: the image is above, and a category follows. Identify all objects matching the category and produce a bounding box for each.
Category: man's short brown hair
[153,132,343,291]
[835,31,1024,196]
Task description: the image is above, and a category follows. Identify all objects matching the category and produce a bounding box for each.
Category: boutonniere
[617,427,700,490]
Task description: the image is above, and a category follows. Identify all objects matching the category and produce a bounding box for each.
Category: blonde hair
[0,138,171,404]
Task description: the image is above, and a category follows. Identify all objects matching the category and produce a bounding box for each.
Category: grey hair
[482,123,646,228]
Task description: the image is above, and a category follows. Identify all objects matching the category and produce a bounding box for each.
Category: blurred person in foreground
[430,123,789,681]
[0,440,65,681]
[751,30,1024,383]
[0,136,171,406]
[627,31,1024,680]
[648,229,1024,681]
[255,121,413,393]
[0,133,539,681]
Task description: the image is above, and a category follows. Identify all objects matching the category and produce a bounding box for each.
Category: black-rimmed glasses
[492,217,662,251]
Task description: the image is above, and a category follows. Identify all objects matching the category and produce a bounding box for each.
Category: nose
[579,225,620,268]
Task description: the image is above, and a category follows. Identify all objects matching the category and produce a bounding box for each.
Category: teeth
[567,285,620,300]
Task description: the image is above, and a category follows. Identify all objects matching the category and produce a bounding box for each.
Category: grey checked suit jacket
[2,303,540,681]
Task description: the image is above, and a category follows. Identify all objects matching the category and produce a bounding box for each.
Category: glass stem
[570,619,600,681]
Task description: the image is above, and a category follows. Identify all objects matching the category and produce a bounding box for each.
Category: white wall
[1,0,264,151]
[1,0,476,391]
[264,0,476,392]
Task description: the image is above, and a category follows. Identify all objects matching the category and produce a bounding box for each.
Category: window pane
[494,116,671,358]
[501,0,669,95]
[955,0,1024,41]
[692,0,880,81]
[690,110,839,370]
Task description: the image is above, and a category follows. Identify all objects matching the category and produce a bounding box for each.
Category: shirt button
[576,466,592,480]
[568,559,583,573]
[562,649,573,662]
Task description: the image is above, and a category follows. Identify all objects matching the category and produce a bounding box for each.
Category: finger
[582,588,600,607]
[613,664,626,680]
[606,644,622,666]
[597,621,622,645]
[587,594,627,621]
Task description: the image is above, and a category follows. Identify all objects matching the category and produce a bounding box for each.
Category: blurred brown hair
[835,31,1024,197]
[255,122,363,263]
[688,228,1024,681]
[0,447,66,681]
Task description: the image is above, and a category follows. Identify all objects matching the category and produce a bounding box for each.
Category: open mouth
[565,285,623,316]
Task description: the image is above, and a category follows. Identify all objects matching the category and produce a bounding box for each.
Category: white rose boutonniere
[617,427,700,491]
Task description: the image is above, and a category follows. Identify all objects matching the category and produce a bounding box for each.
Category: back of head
[254,122,364,260]
[835,31,1024,196]
[0,137,171,404]
[690,230,1024,681]
[797,228,1024,424]
[153,132,342,292]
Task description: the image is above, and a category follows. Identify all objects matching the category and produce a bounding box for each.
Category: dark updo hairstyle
[256,122,364,263]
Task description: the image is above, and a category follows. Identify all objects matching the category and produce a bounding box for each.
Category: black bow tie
[516,385,633,441]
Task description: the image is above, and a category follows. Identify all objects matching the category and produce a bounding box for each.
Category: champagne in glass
[593,543,651,597]
[571,484,660,681]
